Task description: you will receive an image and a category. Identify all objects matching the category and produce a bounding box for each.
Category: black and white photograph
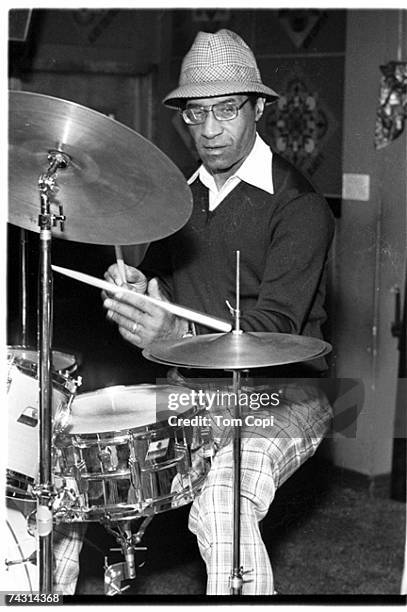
[3,3,407,606]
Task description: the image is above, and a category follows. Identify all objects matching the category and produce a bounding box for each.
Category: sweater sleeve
[240,192,334,334]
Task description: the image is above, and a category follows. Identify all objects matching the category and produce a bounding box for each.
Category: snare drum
[54,384,213,522]
[7,347,79,497]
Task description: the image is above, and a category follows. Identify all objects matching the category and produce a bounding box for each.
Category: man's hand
[104,263,148,294]
[102,265,188,349]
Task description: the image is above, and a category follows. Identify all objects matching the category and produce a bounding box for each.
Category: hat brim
[163,80,279,109]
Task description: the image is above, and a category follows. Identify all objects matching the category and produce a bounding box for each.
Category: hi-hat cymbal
[143,331,332,370]
[9,90,192,245]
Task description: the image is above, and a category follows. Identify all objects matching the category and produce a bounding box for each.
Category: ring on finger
[132,321,138,333]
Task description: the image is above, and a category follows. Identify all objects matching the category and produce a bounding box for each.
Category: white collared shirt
[188,133,274,211]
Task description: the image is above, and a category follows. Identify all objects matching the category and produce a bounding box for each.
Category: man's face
[185,94,265,184]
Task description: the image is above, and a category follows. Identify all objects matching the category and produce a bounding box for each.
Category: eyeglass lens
[183,98,249,124]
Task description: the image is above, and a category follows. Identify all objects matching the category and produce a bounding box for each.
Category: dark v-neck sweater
[142,154,334,352]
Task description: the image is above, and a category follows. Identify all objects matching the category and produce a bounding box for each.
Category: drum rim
[53,471,209,522]
[55,402,201,443]
[7,344,78,373]
[65,384,202,438]
[8,351,75,394]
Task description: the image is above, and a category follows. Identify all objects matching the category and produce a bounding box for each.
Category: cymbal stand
[34,150,68,593]
[226,251,245,595]
[19,228,28,345]
[229,367,244,595]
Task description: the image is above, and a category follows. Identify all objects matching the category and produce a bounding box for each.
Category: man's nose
[201,111,223,138]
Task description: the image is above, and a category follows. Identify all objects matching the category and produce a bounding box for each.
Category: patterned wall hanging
[71,9,119,44]
[277,9,326,49]
[264,67,337,178]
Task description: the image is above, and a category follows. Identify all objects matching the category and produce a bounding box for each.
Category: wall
[20,9,161,73]
[325,10,407,479]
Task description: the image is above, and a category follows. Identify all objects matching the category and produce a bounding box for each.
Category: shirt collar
[188,133,274,195]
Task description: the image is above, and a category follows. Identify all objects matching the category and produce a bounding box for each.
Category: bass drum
[7,346,79,497]
[5,499,38,593]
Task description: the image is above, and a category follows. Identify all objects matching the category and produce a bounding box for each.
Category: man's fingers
[112,290,158,315]
[147,277,166,300]
[104,265,123,286]
[106,308,142,333]
[103,297,144,321]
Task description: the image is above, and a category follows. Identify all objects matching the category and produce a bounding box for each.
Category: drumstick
[51,265,232,333]
[114,245,126,285]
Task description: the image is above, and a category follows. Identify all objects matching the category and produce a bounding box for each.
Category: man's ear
[255,97,266,122]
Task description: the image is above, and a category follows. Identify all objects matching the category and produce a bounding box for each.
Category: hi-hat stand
[34,150,69,593]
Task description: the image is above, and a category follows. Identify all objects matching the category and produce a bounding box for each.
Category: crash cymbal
[8,90,192,244]
[143,331,332,370]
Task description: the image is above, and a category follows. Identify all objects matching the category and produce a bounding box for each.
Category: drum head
[8,346,77,373]
[68,384,196,434]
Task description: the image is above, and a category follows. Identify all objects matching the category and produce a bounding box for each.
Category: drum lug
[66,375,82,395]
[98,447,118,472]
[53,402,72,435]
[72,462,88,495]
[6,356,15,392]
[174,442,190,474]
[129,436,144,506]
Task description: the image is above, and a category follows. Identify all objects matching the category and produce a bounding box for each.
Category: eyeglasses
[181,98,250,125]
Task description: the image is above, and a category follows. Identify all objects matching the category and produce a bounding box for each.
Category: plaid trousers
[52,381,332,595]
[53,522,87,594]
[188,380,333,595]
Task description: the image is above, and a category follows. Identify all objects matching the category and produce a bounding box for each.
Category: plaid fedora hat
[163,29,279,108]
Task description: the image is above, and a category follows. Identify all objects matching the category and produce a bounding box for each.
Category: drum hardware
[5,552,37,568]
[104,560,132,595]
[102,517,151,595]
[19,228,29,345]
[227,250,244,595]
[36,143,70,593]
